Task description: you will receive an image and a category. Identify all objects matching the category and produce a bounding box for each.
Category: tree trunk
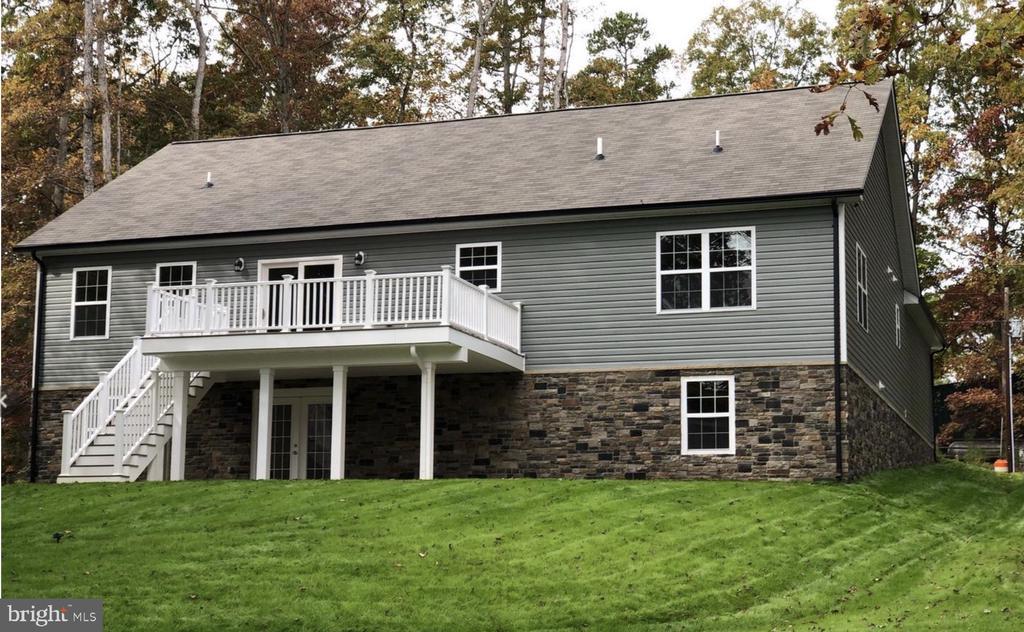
[82,0,96,196]
[276,66,292,133]
[465,0,498,118]
[500,7,514,114]
[187,0,207,139]
[553,0,570,109]
[536,2,546,110]
[116,55,123,174]
[397,0,417,123]
[50,63,72,214]
[96,0,111,183]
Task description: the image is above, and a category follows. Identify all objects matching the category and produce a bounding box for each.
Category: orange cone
[994,459,1009,473]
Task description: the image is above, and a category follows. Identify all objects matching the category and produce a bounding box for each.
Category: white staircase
[58,340,215,483]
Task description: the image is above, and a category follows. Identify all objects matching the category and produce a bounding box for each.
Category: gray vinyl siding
[845,136,934,444]
[39,207,836,387]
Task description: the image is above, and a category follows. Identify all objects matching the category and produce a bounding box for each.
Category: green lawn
[2,462,1022,631]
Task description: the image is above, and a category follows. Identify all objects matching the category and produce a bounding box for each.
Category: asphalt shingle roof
[18,81,893,249]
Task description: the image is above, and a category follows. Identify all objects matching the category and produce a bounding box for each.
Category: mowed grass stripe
[3,462,1021,631]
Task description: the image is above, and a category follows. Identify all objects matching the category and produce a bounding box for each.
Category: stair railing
[114,370,205,472]
[61,339,160,472]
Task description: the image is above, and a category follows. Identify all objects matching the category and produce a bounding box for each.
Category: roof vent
[206,172,214,188]
[595,137,605,160]
[713,130,724,153]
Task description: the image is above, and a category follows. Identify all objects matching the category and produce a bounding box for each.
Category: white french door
[262,397,334,480]
[258,256,343,330]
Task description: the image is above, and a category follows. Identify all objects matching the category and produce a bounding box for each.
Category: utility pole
[1010,314,1021,473]
[1003,287,1015,472]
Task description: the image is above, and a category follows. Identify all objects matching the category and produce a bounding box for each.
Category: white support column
[147,443,166,481]
[145,282,157,335]
[331,366,348,480]
[113,411,125,476]
[363,270,377,328]
[169,371,189,481]
[60,410,74,476]
[254,368,275,480]
[419,361,436,480]
[439,265,453,326]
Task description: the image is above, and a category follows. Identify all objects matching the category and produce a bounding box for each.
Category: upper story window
[681,376,736,455]
[456,242,501,291]
[855,244,869,331]
[895,303,902,349]
[156,262,196,288]
[71,267,111,340]
[657,228,755,313]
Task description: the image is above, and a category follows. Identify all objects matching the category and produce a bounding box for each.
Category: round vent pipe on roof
[713,130,724,153]
[206,172,214,187]
[595,137,605,160]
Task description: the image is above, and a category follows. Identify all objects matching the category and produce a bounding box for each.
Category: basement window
[657,228,755,312]
[456,242,501,291]
[71,266,111,340]
[681,376,736,455]
[855,243,869,331]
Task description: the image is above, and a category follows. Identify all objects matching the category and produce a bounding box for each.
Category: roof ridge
[172,81,878,146]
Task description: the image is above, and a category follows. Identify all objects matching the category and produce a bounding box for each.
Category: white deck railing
[145,266,522,351]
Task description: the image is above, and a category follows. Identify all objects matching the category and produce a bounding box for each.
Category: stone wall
[843,367,934,479]
[30,364,933,482]
[34,388,93,483]
[432,367,839,480]
[184,382,255,480]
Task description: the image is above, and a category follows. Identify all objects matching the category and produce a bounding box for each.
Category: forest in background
[2,0,1022,477]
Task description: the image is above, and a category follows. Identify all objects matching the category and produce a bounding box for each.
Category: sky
[571,0,840,95]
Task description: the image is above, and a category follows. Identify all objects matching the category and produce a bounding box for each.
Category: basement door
[265,397,333,480]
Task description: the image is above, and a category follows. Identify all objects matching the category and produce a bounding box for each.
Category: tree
[568,10,673,106]
[347,0,455,123]
[926,1,1024,453]
[214,0,369,133]
[828,1,1023,451]
[535,0,547,109]
[552,0,572,109]
[465,0,499,117]
[684,0,831,96]
[185,0,208,139]
[83,0,96,195]
[97,0,113,181]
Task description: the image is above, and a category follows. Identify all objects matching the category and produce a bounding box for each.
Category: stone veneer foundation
[842,367,934,478]
[33,364,934,482]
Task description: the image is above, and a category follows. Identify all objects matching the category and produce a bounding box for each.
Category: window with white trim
[71,267,111,339]
[895,303,902,349]
[681,376,736,454]
[855,244,868,330]
[657,228,755,312]
[156,262,196,288]
[456,242,501,291]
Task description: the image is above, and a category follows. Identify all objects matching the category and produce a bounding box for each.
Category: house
[15,80,942,484]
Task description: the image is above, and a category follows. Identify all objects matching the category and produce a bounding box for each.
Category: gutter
[28,250,46,482]
[13,188,866,256]
[832,198,844,479]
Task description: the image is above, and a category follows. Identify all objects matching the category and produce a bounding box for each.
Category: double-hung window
[855,244,868,330]
[681,376,736,455]
[456,242,501,291]
[657,228,755,312]
[71,267,111,339]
